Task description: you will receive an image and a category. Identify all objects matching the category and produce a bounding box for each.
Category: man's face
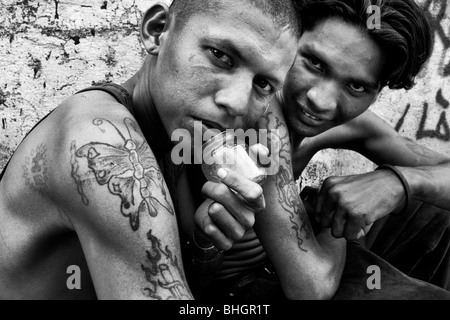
[283,18,386,138]
[151,1,298,140]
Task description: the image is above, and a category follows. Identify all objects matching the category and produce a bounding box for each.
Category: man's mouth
[301,109,322,121]
[201,120,225,132]
[192,117,226,133]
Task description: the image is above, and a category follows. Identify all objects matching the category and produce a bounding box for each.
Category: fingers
[196,166,266,251]
[354,223,374,240]
[201,182,256,230]
[314,177,338,227]
[208,202,246,241]
[331,208,346,238]
[249,143,270,166]
[215,168,266,212]
[194,199,234,250]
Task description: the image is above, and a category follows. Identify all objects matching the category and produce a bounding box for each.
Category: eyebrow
[209,37,245,63]
[207,37,284,90]
[302,44,380,90]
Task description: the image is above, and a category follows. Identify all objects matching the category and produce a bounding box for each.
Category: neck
[290,130,305,150]
[121,58,173,160]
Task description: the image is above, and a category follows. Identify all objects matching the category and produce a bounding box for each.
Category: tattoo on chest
[70,117,190,299]
[23,144,48,192]
[70,118,174,231]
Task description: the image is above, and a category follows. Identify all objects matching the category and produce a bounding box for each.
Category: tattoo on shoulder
[23,144,48,192]
[70,117,175,231]
[69,118,189,300]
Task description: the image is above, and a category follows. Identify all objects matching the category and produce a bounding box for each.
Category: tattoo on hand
[404,138,435,160]
[70,118,175,231]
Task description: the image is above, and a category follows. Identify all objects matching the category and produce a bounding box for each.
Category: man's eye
[254,78,273,94]
[349,83,365,93]
[210,48,233,67]
[308,57,324,72]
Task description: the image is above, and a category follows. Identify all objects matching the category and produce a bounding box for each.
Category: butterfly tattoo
[71,118,175,231]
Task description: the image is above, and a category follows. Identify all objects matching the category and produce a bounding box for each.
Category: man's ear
[140,3,171,55]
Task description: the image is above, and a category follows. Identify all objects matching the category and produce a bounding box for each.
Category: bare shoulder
[0,90,139,222]
[49,91,172,221]
[0,91,192,299]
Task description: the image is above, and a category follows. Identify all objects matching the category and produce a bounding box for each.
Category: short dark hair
[294,0,433,90]
[170,0,300,37]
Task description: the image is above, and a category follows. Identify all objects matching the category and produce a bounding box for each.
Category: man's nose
[306,81,339,116]
[214,75,253,117]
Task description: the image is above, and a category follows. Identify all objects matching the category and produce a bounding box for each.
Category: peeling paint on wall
[0,0,157,172]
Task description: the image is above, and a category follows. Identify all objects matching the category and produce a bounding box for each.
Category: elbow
[283,261,342,300]
[283,277,339,300]
[314,274,341,300]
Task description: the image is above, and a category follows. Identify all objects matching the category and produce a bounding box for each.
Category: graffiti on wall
[395,0,450,142]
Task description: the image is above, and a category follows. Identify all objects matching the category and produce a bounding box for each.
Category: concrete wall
[1,0,449,190]
[0,0,160,170]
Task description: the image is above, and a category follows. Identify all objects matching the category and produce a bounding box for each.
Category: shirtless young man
[0,0,302,299]
[195,0,450,300]
[282,0,450,291]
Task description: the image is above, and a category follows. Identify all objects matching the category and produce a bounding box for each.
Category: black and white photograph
[0,0,449,306]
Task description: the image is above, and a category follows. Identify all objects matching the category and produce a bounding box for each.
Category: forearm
[315,229,346,292]
[255,208,345,300]
[399,162,450,210]
[256,107,345,299]
[256,174,346,300]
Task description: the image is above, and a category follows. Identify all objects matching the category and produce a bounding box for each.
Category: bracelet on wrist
[375,164,411,216]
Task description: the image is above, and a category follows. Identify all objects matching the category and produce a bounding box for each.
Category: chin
[288,121,322,138]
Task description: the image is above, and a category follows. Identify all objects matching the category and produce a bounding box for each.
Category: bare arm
[255,102,346,300]
[353,111,450,210]
[48,100,193,300]
[310,110,450,239]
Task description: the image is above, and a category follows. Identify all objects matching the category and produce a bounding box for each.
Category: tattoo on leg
[71,118,175,231]
[141,230,190,300]
[23,144,48,192]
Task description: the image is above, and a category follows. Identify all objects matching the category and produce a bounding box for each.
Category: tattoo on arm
[141,229,190,300]
[262,112,312,252]
[70,117,190,299]
[23,144,48,192]
[70,117,175,230]
[403,138,436,160]
[71,141,90,205]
